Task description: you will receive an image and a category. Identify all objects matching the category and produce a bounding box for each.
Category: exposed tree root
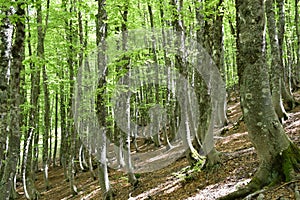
[242,188,267,200]
[218,143,300,200]
[217,179,262,200]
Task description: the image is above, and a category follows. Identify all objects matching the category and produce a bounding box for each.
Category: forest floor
[17,91,300,200]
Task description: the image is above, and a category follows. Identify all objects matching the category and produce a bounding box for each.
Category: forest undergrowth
[16,91,300,200]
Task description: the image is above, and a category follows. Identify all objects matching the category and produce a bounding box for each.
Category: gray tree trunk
[36,0,51,190]
[277,0,298,109]
[265,0,288,122]
[96,0,114,199]
[220,0,300,199]
[66,0,78,195]
[194,0,221,167]
[0,7,12,179]
[295,0,300,83]
[0,2,25,199]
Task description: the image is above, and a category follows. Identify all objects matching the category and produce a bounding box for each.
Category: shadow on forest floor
[16,92,300,200]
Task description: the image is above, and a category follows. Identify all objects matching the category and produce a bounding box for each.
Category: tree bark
[66,0,78,195]
[0,1,25,199]
[36,0,51,190]
[276,0,298,109]
[0,7,12,179]
[295,0,300,83]
[265,0,288,122]
[96,1,114,199]
[220,0,300,199]
[194,0,221,167]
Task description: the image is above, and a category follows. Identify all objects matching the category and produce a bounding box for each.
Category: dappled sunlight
[80,188,101,200]
[129,177,181,200]
[185,179,251,200]
[15,101,300,199]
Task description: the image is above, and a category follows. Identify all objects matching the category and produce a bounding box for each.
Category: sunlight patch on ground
[220,132,248,145]
[80,187,101,200]
[228,102,240,111]
[185,178,251,200]
[129,177,181,199]
[285,112,300,129]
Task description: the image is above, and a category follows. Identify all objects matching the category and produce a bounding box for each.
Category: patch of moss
[281,143,300,181]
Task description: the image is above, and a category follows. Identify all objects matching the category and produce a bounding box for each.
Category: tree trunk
[59,63,68,179]
[194,0,221,167]
[220,0,300,199]
[36,0,51,190]
[277,0,298,109]
[148,2,161,147]
[65,0,78,194]
[265,0,288,122]
[0,7,12,179]
[211,0,228,128]
[53,90,58,167]
[295,0,300,83]
[0,1,25,199]
[96,1,114,199]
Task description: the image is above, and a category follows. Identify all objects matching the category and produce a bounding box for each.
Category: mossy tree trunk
[277,0,298,109]
[0,1,25,199]
[36,0,51,190]
[295,0,300,84]
[65,0,78,195]
[220,0,300,199]
[193,0,221,167]
[95,0,114,199]
[0,7,12,179]
[265,0,288,122]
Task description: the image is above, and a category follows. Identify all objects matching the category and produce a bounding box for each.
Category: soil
[16,92,300,200]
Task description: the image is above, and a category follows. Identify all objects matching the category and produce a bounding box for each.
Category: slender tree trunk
[66,0,78,194]
[0,1,25,198]
[295,0,300,84]
[22,0,46,197]
[0,7,12,179]
[148,1,161,147]
[120,0,138,187]
[35,0,51,190]
[60,0,70,182]
[212,0,228,128]
[159,0,175,147]
[59,64,68,179]
[265,0,288,122]
[194,0,220,167]
[53,90,58,167]
[277,0,298,108]
[96,1,113,199]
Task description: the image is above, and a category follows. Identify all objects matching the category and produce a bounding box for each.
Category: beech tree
[0,0,25,198]
[266,0,288,121]
[0,5,12,180]
[220,0,300,199]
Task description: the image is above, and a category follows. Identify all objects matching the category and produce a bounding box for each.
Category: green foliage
[172,157,206,182]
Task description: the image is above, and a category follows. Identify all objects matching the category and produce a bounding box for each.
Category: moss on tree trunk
[219,0,300,199]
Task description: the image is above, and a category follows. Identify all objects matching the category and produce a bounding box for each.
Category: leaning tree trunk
[265,0,288,122]
[0,1,25,199]
[211,0,228,128]
[277,0,298,109]
[220,0,300,199]
[194,0,221,167]
[171,0,201,164]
